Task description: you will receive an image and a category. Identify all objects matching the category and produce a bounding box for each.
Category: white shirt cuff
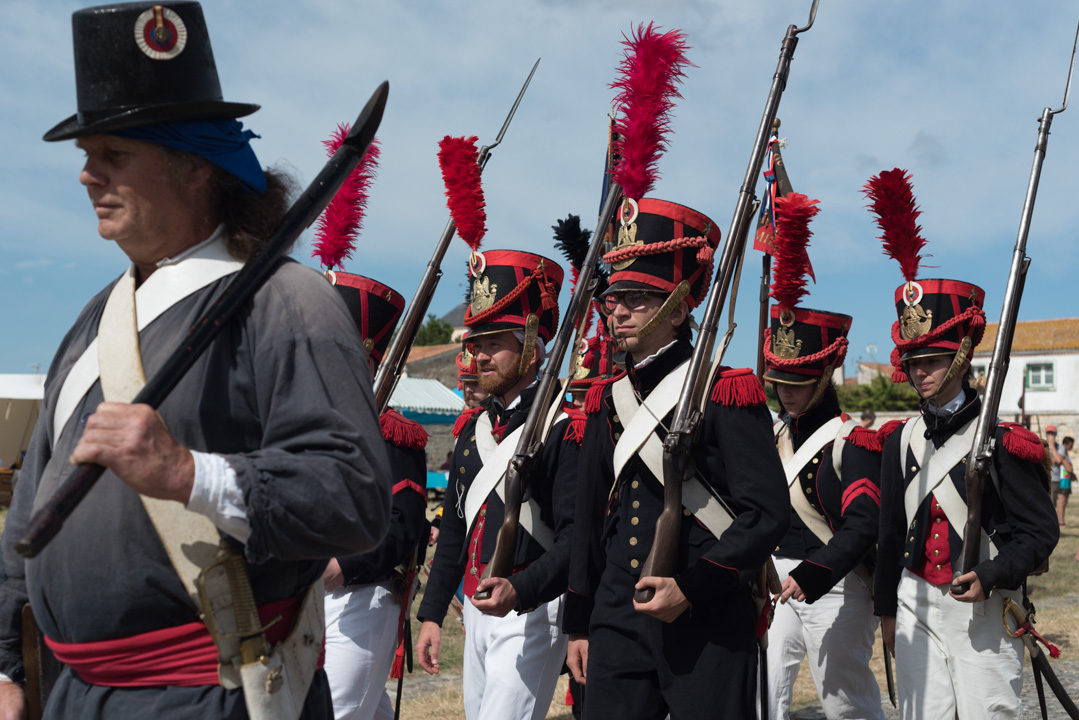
[186,450,252,544]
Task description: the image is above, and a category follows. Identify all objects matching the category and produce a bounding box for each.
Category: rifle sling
[463,390,563,551]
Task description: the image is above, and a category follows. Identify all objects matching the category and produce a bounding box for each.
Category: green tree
[414,313,454,346]
[836,372,921,413]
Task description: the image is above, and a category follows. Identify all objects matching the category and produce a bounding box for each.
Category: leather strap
[901,416,995,561]
[463,408,557,550]
[610,362,735,540]
[53,230,243,442]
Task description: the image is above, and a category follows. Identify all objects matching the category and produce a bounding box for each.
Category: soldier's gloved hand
[70,402,194,503]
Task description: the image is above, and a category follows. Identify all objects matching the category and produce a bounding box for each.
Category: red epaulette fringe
[844,426,882,454]
[562,404,588,445]
[1000,422,1046,464]
[452,405,483,438]
[876,418,906,446]
[584,372,626,415]
[710,367,767,407]
[380,408,429,450]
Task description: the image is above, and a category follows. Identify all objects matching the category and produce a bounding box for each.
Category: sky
[2,1,1078,381]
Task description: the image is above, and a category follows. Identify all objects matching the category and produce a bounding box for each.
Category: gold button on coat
[629,537,638,546]
[632,500,640,509]
[630,559,639,569]
[631,481,639,489]
[631,517,639,525]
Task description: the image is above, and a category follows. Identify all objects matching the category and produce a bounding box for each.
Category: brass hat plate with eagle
[773,310,802,359]
[572,338,590,380]
[612,198,642,271]
[469,251,497,315]
[899,281,931,340]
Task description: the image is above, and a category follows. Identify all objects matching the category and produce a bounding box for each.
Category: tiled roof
[858,362,894,375]
[981,318,1079,353]
[406,343,459,363]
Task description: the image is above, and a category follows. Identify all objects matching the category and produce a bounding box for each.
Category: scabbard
[1027,638,1079,720]
[883,636,896,708]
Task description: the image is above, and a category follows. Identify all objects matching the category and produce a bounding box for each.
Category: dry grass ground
[3,497,1076,719]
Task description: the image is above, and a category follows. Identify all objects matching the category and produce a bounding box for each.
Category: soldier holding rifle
[869,169,1058,719]
[564,191,789,717]
[0,3,393,719]
[762,193,884,720]
[414,247,582,719]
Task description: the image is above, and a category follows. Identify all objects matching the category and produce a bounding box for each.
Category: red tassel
[844,426,882,454]
[563,405,587,445]
[1050,643,1062,659]
[452,405,483,438]
[710,367,767,407]
[390,642,405,680]
[565,687,574,706]
[584,372,625,415]
[876,418,906,446]
[1000,423,1046,464]
[755,598,772,639]
[380,409,429,450]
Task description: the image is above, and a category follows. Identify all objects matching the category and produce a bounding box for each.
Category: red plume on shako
[602,23,719,326]
[440,136,564,374]
[311,127,405,366]
[761,193,851,401]
[863,169,986,386]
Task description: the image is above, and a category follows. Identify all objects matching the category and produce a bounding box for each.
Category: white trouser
[324,582,400,720]
[767,556,884,720]
[895,569,1024,720]
[461,594,568,720]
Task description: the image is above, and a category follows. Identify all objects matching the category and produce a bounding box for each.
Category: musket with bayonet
[473,183,622,598]
[954,21,1078,592]
[17,81,390,558]
[477,20,694,595]
[372,60,539,413]
[635,0,819,603]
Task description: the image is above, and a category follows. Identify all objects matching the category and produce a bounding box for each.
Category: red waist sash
[44,595,321,688]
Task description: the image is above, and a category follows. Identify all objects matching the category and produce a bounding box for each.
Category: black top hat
[763,306,851,385]
[44,2,259,142]
[464,249,564,344]
[602,198,720,309]
[329,271,405,365]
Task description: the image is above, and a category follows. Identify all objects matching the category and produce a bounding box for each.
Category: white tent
[0,374,45,468]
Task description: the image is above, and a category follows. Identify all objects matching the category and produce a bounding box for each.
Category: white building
[973,318,1079,436]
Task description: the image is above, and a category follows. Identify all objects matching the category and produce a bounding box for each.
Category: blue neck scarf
[110,119,267,194]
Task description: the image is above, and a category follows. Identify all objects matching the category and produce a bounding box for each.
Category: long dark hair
[209,165,297,262]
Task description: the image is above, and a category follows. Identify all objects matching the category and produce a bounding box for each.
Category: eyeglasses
[602,291,662,313]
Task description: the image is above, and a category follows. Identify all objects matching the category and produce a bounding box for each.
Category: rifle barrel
[372,62,540,412]
[956,21,1079,585]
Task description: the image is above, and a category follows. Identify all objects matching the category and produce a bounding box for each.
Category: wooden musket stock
[16,81,390,558]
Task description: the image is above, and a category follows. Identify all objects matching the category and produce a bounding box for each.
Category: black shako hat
[764,306,852,385]
[602,198,720,309]
[463,249,564,344]
[44,2,259,142]
[328,271,405,365]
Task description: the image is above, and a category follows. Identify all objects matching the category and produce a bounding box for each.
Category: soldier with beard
[415,250,583,720]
